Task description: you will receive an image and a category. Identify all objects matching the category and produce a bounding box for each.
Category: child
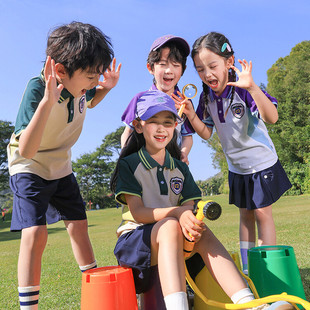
[172,32,292,275]
[110,90,292,310]
[7,22,121,309]
[121,35,194,164]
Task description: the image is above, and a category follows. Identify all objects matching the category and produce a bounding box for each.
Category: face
[147,47,183,96]
[134,111,177,156]
[57,65,102,98]
[194,48,234,96]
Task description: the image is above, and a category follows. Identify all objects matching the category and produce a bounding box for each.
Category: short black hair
[46,21,114,77]
[147,41,187,75]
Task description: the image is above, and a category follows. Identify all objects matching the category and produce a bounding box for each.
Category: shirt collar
[138,146,175,170]
[150,83,180,95]
[209,85,233,102]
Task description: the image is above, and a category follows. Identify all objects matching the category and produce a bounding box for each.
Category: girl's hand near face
[227,59,256,91]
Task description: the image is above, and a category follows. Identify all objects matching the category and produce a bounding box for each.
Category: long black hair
[191,32,236,118]
[110,125,181,194]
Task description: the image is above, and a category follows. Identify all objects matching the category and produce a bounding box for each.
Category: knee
[157,217,182,242]
[65,220,88,237]
[22,226,48,250]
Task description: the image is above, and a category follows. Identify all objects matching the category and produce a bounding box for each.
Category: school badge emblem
[170,177,183,195]
[231,103,244,119]
[79,96,85,113]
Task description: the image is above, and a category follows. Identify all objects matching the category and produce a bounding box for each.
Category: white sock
[231,287,255,304]
[79,260,97,272]
[18,286,40,310]
[164,291,189,310]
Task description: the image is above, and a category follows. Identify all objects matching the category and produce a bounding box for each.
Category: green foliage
[0,120,14,194]
[196,173,224,196]
[267,40,310,194]
[72,126,124,208]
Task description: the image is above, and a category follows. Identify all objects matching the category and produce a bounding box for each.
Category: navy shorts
[114,223,204,294]
[229,160,292,210]
[10,173,86,231]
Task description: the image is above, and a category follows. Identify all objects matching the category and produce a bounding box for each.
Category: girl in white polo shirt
[172,32,292,275]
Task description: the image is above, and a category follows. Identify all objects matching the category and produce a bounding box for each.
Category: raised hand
[44,56,64,105]
[99,58,121,90]
[171,91,195,117]
[227,59,255,90]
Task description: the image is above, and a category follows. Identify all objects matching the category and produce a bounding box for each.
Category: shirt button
[219,110,222,113]
[160,181,164,184]
[159,168,162,171]
[264,175,268,179]
[218,99,221,102]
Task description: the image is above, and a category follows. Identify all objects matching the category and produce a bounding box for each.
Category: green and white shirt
[7,75,96,180]
[115,147,201,236]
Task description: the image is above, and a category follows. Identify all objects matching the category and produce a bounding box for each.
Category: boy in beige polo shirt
[7,21,121,309]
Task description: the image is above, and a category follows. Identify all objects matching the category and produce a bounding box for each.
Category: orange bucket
[81,266,138,310]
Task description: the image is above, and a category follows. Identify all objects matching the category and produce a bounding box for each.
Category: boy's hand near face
[89,58,121,108]
[44,56,64,106]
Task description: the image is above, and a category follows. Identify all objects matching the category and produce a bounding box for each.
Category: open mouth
[208,80,218,89]
[163,77,173,84]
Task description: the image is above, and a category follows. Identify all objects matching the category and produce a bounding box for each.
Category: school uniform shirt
[121,84,194,145]
[196,85,278,175]
[7,74,96,180]
[115,147,201,236]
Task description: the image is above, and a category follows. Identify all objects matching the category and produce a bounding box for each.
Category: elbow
[19,145,36,159]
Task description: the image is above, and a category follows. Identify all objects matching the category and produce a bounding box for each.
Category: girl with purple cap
[120,34,194,165]
[111,90,292,310]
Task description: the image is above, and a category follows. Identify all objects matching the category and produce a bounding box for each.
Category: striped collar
[138,146,175,170]
[209,85,233,102]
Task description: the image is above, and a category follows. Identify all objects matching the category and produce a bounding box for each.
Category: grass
[0,194,309,309]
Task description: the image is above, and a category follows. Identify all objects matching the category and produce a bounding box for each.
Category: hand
[171,92,195,118]
[98,58,121,90]
[178,208,205,242]
[44,56,64,105]
[227,59,255,91]
[180,151,189,165]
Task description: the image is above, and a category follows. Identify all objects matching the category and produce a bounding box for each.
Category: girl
[111,90,292,310]
[120,35,194,165]
[172,32,292,275]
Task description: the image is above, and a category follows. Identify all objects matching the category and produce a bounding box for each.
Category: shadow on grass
[0,220,95,242]
[300,268,310,300]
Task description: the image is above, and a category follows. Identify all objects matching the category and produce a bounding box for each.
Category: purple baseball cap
[150,35,190,56]
[136,90,182,122]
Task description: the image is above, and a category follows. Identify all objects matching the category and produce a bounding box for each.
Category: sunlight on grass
[0,195,309,309]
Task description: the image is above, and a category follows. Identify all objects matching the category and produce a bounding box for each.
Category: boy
[7,21,121,309]
[120,35,194,164]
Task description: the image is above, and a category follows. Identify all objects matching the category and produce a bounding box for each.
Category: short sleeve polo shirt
[196,86,278,175]
[7,75,96,180]
[115,147,201,236]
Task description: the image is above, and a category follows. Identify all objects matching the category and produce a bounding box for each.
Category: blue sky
[1,0,309,181]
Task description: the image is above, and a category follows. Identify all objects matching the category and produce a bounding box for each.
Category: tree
[267,40,310,194]
[72,126,124,208]
[0,121,14,194]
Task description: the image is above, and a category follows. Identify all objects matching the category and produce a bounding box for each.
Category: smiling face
[147,47,183,96]
[56,64,102,98]
[133,111,177,158]
[194,48,234,96]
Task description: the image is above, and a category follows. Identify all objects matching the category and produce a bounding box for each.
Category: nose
[165,66,172,74]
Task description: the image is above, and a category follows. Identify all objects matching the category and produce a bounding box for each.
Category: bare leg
[150,217,186,296]
[239,209,256,243]
[254,205,276,245]
[64,219,95,266]
[194,226,247,298]
[18,225,48,286]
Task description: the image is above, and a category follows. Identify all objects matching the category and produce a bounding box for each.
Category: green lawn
[0,194,309,309]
